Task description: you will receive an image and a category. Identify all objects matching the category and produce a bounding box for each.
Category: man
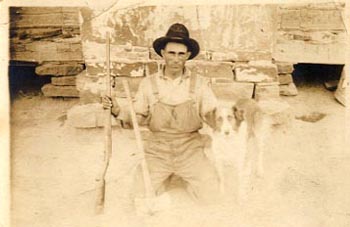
[102,23,219,203]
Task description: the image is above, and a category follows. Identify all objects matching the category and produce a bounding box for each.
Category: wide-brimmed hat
[153,23,200,60]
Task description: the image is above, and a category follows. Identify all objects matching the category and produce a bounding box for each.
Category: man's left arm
[199,79,218,127]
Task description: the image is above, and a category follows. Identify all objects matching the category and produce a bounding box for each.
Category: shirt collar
[158,66,191,81]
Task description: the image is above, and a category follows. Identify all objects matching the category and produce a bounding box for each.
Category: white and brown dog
[205,98,270,198]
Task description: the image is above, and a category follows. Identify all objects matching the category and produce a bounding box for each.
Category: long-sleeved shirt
[117,67,218,129]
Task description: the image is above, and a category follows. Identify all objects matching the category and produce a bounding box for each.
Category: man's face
[161,42,191,74]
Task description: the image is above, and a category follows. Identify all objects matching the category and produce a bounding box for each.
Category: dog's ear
[232,105,244,121]
[205,108,217,129]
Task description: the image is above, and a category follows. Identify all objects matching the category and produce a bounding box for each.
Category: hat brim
[153,37,200,60]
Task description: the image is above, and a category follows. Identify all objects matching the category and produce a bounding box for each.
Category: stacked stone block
[276,62,298,96]
[9,7,84,98]
[78,48,285,104]
[234,60,280,101]
[38,61,84,97]
[70,49,287,128]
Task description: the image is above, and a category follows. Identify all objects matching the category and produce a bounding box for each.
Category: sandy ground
[10,84,350,227]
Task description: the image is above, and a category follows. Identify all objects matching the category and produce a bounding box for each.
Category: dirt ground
[10,83,350,227]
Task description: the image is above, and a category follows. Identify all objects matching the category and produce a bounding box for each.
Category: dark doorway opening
[9,61,51,100]
[292,63,344,90]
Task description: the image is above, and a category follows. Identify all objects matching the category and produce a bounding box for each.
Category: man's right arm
[102,78,150,128]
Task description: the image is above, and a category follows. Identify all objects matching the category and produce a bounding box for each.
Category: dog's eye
[227,115,233,121]
[217,116,223,122]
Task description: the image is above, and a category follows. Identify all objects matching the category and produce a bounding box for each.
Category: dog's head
[205,106,237,136]
[205,99,261,136]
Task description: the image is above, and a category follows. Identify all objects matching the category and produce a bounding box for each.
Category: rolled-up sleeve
[199,79,218,118]
[117,78,150,125]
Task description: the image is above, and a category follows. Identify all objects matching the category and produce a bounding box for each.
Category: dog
[205,98,270,198]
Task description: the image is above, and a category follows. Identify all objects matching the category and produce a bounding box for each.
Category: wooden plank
[10,7,79,15]
[11,50,83,62]
[10,28,61,39]
[10,13,79,28]
[11,39,82,51]
[10,27,80,39]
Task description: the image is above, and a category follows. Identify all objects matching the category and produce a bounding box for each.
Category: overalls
[140,73,219,203]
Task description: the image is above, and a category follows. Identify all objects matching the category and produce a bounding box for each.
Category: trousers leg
[133,137,174,197]
[173,134,221,204]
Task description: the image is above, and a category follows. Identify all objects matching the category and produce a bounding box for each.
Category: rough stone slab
[76,71,106,95]
[279,9,301,29]
[300,9,344,30]
[235,51,272,62]
[149,48,162,60]
[276,62,294,74]
[86,62,145,77]
[211,81,254,101]
[83,42,150,61]
[186,61,234,79]
[145,61,161,76]
[210,52,237,61]
[258,99,294,126]
[254,82,280,101]
[66,103,119,128]
[334,69,348,107]
[278,73,294,85]
[280,83,298,96]
[194,51,208,60]
[41,84,79,97]
[51,76,76,86]
[324,80,339,91]
[235,61,278,83]
[36,62,84,76]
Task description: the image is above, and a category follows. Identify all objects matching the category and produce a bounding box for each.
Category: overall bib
[140,74,219,203]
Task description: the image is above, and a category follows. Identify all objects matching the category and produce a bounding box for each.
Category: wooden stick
[95,32,112,214]
[122,79,155,198]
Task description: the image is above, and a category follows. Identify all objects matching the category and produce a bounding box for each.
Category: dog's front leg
[215,158,225,195]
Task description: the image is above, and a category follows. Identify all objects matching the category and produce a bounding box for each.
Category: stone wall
[10,7,84,97]
[9,2,346,100]
[78,4,278,103]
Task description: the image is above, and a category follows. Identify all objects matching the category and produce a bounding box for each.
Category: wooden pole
[95,32,112,214]
[122,79,155,198]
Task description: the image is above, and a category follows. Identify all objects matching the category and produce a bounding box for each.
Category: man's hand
[102,95,120,116]
[102,96,113,109]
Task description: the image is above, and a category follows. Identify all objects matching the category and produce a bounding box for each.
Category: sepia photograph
[1,0,349,226]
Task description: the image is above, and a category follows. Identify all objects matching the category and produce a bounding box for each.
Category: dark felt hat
[153,23,200,60]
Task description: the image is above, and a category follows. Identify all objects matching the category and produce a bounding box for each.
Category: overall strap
[189,73,197,100]
[150,75,160,100]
